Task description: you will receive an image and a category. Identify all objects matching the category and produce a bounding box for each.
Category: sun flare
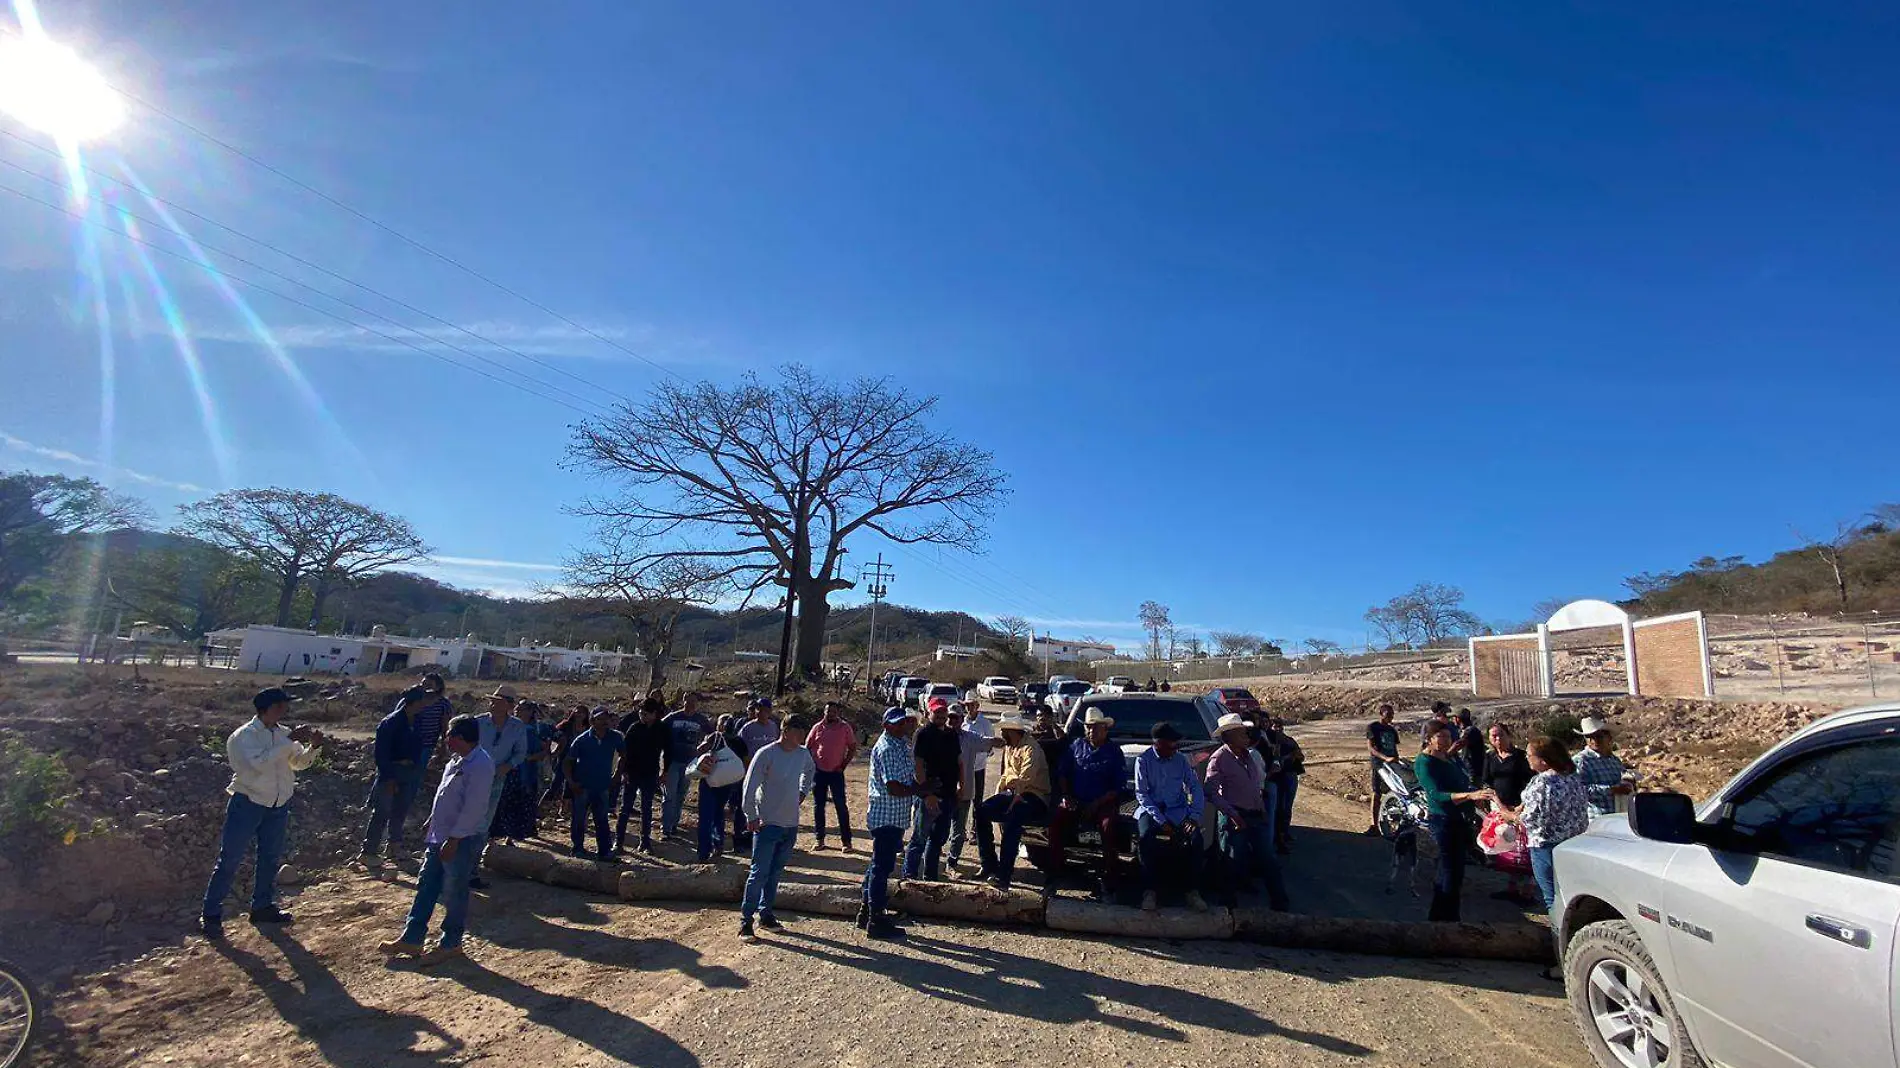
[0,31,125,142]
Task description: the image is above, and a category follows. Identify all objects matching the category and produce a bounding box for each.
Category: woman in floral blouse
[1509,736,1591,921]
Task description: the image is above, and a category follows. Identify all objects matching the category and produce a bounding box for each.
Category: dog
[1386,826,1426,897]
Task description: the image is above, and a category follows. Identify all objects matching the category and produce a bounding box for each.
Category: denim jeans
[570,787,611,856]
[742,824,798,919]
[862,825,905,914]
[1136,811,1204,895]
[1530,844,1559,926]
[474,785,506,867]
[973,792,1049,888]
[616,773,658,851]
[904,795,955,879]
[947,799,973,863]
[203,792,291,919]
[363,763,424,855]
[1217,811,1290,910]
[698,781,737,860]
[1274,776,1299,844]
[1260,780,1280,853]
[400,835,484,948]
[811,768,853,847]
[1427,812,1471,922]
[662,762,690,836]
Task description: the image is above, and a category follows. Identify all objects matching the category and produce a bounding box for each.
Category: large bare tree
[562,531,729,687]
[568,366,1007,674]
[176,489,429,627]
[1364,582,1482,648]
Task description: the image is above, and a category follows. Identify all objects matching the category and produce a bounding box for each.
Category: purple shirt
[1204,745,1266,820]
[426,746,496,845]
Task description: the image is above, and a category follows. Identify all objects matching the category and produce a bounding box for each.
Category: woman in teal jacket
[1415,720,1496,921]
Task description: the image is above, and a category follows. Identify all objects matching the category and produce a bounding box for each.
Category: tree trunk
[273,570,300,628]
[795,584,830,676]
[310,578,333,629]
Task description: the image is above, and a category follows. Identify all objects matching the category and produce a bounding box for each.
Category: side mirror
[1627,791,1698,844]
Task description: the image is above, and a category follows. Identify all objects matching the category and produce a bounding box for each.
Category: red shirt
[806,718,859,773]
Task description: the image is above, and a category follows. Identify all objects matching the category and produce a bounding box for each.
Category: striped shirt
[1575,748,1628,818]
[867,732,916,830]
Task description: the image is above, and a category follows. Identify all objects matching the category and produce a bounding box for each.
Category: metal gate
[1499,647,1544,697]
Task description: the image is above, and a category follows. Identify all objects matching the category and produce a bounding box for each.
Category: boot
[865,911,907,940]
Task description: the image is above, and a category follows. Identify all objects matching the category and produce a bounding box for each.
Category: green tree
[0,471,148,605]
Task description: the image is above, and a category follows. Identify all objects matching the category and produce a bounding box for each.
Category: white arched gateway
[1469,599,1713,700]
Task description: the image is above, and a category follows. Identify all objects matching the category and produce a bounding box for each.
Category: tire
[1562,920,1703,1068]
[1375,795,1408,840]
[0,956,37,1068]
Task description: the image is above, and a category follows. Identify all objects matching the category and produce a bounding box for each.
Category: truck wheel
[1563,919,1703,1068]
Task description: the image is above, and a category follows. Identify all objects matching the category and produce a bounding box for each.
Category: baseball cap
[253,686,298,712]
[883,707,912,725]
[927,696,949,712]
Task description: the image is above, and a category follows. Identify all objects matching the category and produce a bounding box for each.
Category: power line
[113,89,685,384]
[0,128,642,407]
[0,180,603,417]
[0,161,616,417]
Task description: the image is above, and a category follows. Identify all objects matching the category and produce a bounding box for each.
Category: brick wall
[1472,637,1539,698]
[1635,617,1708,697]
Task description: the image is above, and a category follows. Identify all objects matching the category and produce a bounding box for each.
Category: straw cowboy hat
[486,683,519,703]
[1082,707,1116,728]
[995,713,1034,733]
[1579,716,1613,737]
[1215,712,1251,738]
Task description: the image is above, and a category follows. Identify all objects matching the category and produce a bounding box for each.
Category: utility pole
[861,554,894,697]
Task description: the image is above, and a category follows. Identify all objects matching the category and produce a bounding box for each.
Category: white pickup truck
[1098,675,1137,694]
[1553,701,1900,1068]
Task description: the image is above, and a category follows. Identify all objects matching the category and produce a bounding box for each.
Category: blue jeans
[1427,812,1471,922]
[1530,844,1559,926]
[616,773,658,851]
[1217,811,1290,910]
[812,768,853,847]
[363,763,424,855]
[570,787,611,856]
[1136,811,1204,895]
[203,793,290,920]
[904,795,955,879]
[400,835,484,948]
[862,825,905,914]
[662,762,690,836]
[742,824,798,919]
[1260,780,1280,852]
[973,792,1049,888]
[698,781,737,860]
[1274,776,1299,844]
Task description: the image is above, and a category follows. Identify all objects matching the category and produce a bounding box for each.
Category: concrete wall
[1635,616,1710,697]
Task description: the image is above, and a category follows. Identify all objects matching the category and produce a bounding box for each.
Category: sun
[0,32,125,142]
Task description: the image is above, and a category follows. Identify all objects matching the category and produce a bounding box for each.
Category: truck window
[1727,737,1900,879]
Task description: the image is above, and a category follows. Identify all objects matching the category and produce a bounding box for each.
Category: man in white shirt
[200,687,325,939]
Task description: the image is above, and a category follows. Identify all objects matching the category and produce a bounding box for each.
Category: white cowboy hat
[1082,707,1116,728]
[1579,716,1613,737]
[1215,712,1251,737]
[487,683,519,703]
[995,713,1034,733]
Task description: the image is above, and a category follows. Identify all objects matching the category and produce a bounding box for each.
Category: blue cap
[883,707,911,725]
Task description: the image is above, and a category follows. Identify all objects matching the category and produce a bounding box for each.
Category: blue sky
[2,1,1896,651]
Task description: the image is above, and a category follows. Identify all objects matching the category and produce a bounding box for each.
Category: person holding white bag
[693,714,751,861]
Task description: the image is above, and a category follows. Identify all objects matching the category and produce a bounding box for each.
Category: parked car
[1554,701,1900,1068]
[922,682,962,709]
[1047,679,1094,720]
[1047,674,1080,689]
[976,676,1018,703]
[876,670,904,702]
[1098,675,1137,694]
[1207,687,1262,719]
[1020,682,1051,710]
[897,676,928,709]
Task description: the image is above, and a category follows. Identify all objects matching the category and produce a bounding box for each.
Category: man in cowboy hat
[1066,706,1128,900]
[471,683,529,886]
[1205,713,1289,910]
[1134,721,1207,912]
[974,711,1051,891]
[1575,716,1633,818]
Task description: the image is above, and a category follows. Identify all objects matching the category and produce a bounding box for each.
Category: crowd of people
[193,677,1625,966]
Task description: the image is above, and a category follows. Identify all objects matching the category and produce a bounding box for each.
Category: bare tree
[1302,637,1343,658]
[1137,600,1170,660]
[1363,582,1482,648]
[992,614,1032,646]
[177,489,429,627]
[1794,519,1873,612]
[1210,630,1264,656]
[0,471,148,603]
[562,531,731,687]
[568,366,1007,674]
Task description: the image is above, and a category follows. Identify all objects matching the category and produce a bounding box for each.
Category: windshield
[1085,697,1211,742]
[928,684,958,694]
[984,677,1010,685]
[1055,681,1090,695]
[1219,689,1256,700]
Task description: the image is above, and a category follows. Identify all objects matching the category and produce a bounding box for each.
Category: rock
[65,754,90,774]
[276,865,303,886]
[87,758,120,777]
[84,901,115,925]
[132,811,163,828]
[155,738,184,759]
[152,768,171,781]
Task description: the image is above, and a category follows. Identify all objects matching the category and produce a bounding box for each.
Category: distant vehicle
[1207,687,1262,719]
[1020,682,1051,710]
[875,670,904,701]
[976,676,1018,703]
[1099,675,1137,694]
[922,682,962,708]
[1554,701,1900,1068]
[1047,674,1080,689]
[1048,679,1093,719]
[897,676,928,709]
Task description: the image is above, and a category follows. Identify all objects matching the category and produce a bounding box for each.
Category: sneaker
[417,943,464,967]
[812,840,828,852]
[758,911,783,931]
[199,916,224,940]
[739,918,757,942]
[249,905,294,925]
[986,875,1011,892]
[866,917,907,941]
[1140,891,1159,912]
[1185,891,1210,912]
[378,938,425,957]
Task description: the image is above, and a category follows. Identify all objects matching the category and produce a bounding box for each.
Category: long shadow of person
[476,896,747,991]
[435,957,700,1068]
[211,930,464,1067]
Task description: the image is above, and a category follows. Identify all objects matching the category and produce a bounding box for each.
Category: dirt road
[51,868,1587,1068]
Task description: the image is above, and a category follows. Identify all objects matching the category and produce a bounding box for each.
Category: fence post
[1867,624,1878,699]
[1767,618,1786,695]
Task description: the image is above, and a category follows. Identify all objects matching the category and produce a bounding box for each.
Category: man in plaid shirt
[1575,716,1632,818]
[859,708,920,940]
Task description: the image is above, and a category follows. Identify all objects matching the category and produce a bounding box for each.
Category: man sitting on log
[1067,707,1128,902]
[974,713,1051,891]
[1134,721,1208,912]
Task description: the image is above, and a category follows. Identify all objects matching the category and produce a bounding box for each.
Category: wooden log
[770,882,861,919]
[890,879,1045,926]
[1231,907,1552,962]
[616,864,746,902]
[1044,898,1235,940]
[482,841,558,883]
[543,854,624,895]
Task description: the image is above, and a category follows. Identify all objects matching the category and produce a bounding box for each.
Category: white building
[1026,635,1117,664]
[233,625,639,680]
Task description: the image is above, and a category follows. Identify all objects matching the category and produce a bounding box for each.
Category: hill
[1622,510,1900,617]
